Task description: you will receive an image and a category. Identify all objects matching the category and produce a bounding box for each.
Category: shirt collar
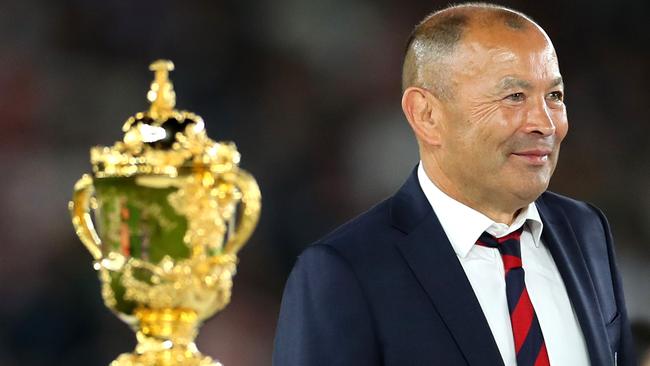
[417,162,544,258]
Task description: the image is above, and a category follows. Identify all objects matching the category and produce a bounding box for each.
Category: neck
[420,159,522,225]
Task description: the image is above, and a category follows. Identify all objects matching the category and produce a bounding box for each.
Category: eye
[505,92,525,102]
[547,91,564,102]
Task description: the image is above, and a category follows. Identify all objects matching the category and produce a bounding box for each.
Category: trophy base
[110,349,222,366]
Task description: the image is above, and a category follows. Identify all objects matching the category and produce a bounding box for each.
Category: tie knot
[476,227,524,270]
[476,227,523,248]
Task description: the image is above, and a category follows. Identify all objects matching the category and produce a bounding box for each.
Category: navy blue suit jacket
[273,169,636,365]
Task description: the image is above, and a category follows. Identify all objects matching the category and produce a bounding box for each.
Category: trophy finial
[147,59,176,119]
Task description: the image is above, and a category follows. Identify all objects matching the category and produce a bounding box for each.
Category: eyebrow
[496,76,564,91]
[497,76,532,91]
[549,76,564,88]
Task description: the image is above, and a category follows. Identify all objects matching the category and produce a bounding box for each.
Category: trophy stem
[136,307,198,347]
[110,307,222,366]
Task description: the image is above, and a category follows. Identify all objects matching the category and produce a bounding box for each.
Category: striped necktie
[476,227,550,366]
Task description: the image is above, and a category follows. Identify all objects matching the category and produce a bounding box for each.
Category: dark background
[0,0,648,365]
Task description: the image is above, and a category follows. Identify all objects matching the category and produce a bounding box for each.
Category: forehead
[453,24,560,83]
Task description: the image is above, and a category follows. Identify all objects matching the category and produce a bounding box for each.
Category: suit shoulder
[540,191,604,219]
[308,197,396,256]
[539,191,612,241]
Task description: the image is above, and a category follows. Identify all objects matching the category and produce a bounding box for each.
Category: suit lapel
[391,169,504,366]
[536,195,612,366]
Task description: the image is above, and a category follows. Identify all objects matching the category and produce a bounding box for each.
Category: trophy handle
[222,169,261,255]
[69,174,103,260]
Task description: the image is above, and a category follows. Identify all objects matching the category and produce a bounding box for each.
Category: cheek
[555,114,569,141]
[462,103,502,143]
[466,103,526,146]
[556,116,569,142]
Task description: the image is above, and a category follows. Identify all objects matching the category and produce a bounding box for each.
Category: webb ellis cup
[69,60,261,366]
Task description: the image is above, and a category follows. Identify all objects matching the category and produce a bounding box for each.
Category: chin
[512,177,550,204]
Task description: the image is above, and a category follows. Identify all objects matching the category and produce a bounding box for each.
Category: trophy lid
[91,60,240,178]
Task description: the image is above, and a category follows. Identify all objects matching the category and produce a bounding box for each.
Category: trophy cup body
[69,61,260,366]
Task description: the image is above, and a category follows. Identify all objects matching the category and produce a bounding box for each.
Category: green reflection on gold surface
[94,177,189,263]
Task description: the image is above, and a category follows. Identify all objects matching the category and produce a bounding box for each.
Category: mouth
[511,149,552,166]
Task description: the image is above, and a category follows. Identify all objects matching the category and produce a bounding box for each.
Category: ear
[401,87,443,146]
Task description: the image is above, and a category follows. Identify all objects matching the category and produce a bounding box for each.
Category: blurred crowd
[0,0,648,365]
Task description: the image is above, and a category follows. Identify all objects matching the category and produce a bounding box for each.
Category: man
[273,3,636,366]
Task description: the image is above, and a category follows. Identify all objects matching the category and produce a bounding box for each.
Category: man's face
[434,24,568,209]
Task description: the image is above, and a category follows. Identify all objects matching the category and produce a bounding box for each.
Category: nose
[524,98,556,136]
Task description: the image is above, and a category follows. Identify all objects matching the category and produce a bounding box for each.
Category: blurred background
[0,0,648,365]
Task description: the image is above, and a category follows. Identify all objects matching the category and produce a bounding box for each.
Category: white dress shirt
[417,163,589,366]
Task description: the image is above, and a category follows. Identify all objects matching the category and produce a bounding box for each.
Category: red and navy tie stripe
[476,227,550,366]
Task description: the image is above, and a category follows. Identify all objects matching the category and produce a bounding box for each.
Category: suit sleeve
[591,205,638,365]
[272,244,381,366]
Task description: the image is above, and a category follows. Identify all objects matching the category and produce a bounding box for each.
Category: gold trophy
[69,60,261,366]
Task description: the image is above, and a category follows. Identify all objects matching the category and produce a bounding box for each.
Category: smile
[511,150,551,166]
